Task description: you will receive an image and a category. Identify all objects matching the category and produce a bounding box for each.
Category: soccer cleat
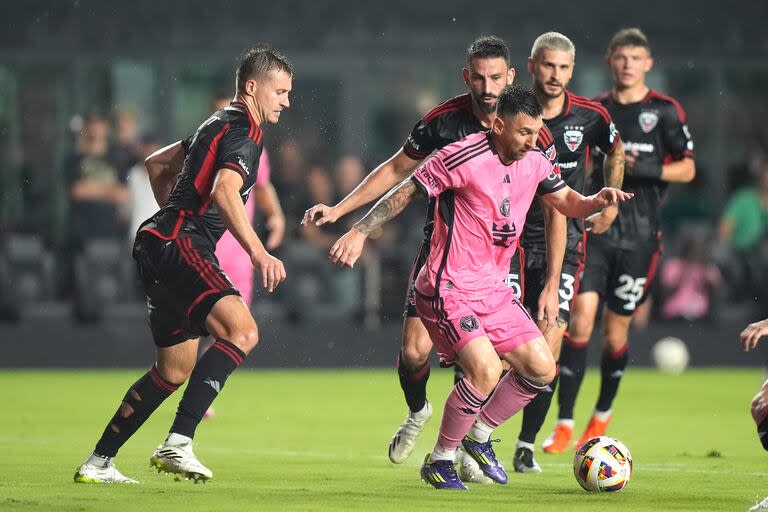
[749,496,768,512]
[73,461,138,484]
[456,447,493,484]
[542,423,573,454]
[576,415,611,450]
[388,401,433,464]
[512,446,542,473]
[150,441,213,483]
[420,454,468,490]
[460,436,508,484]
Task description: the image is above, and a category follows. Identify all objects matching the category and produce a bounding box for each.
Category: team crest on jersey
[460,315,480,333]
[639,111,659,133]
[237,156,249,174]
[500,197,511,217]
[545,144,557,162]
[563,126,584,152]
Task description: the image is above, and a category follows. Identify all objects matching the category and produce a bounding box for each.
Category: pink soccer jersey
[412,131,565,300]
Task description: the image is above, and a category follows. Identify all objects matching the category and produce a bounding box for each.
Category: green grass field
[0,368,766,511]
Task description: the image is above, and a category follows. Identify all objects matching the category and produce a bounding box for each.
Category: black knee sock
[596,345,629,412]
[94,366,180,457]
[558,335,589,420]
[519,373,559,444]
[397,352,430,413]
[171,339,246,438]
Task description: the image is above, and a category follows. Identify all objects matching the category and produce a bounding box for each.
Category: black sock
[558,335,589,420]
[94,366,180,457]
[171,339,246,438]
[596,345,629,412]
[759,417,768,451]
[397,352,430,413]
[519,373,559,444]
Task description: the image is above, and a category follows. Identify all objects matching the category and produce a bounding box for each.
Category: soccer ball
[573,436,633,492]
[651,336,689,375]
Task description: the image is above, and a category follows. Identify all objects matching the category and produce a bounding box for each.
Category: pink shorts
[414,287,542,366]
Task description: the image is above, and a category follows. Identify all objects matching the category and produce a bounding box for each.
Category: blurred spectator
[660,227,722,322]
[272,138,308,231]
[127,134,162,244]
[300,164,338,249]
[109,108,141,177]
[63,112,129,244]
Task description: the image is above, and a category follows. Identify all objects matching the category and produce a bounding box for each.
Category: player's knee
[230,326,260,354]
[156,364,193,386]
[603,318,630,351]
[569,313,594,340]
[401,339,430,368]
[523,355,556,385]
[466,359,503,395]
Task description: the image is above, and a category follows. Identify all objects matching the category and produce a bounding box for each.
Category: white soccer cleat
[73,460,138,484]
[456,447,493,484]
[388,401,432,464]
[749,496,768,512]
[150,441,213,483]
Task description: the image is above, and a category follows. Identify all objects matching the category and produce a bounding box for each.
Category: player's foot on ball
[150,440,213,483]
[456,447,493,484]
[388,401,432,464]
[542,422,573,454]
[513,446,542,473]
[460,436,508,484]
[576,414,611,450]
[420,454,468,490]
[73,460,138,484]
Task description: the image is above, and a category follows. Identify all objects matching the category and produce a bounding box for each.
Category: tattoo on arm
[354,179,419,235]
[603,143,625,189]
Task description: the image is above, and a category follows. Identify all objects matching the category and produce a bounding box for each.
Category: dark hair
[466,35,509,64]
[235,45,293,94]
[607,28,650,55]
[495,84,542,119]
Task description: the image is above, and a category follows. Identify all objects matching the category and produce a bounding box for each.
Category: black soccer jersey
[142,101,264,245]
[591,89,694,249]
[403,93,556,240]
[521,91,619,253]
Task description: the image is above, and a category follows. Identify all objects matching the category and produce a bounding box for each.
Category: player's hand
[537,281,560,333]
[585,205,619,234]
[302,204,340,227]
[625,149,662,178]
[265,213,286,251]
[250,250,286,293]
[592,187,633,209]
[329,228,367,268]
[740,318,768,352]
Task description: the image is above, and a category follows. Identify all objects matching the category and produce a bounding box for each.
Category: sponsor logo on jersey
[639,111,659,133]
[558,160,578,169]
[624,141,655,153]
[609,122,618,144]
[417,166,438,191]
[500,197,510,217]
[459,315,480,332]
[237,156,249,174]
[563,125,584,152]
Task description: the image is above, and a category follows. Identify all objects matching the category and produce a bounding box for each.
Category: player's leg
[751,378,768,450]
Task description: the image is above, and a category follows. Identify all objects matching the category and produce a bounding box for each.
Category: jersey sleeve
[411,155,462,198]
[215,127,261,182]
[536,124,559,164]
[403,117,442,160]
[595,112,620,155]
[536,156,567,196]
[661,101,695,160]
[181,135,194,155]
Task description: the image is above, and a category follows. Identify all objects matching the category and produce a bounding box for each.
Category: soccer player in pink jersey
[741,318,768,452]
[331,84,631,489]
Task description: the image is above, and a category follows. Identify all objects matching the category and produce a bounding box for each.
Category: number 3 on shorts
[614,274,646,311]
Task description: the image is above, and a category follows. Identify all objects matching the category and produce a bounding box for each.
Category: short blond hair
[530,32,575,60]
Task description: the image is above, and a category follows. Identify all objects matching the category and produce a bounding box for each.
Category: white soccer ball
[573,436,633,492]
[651,336,689,375]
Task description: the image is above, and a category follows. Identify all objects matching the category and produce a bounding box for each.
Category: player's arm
[329,177,423,268]
[303,149,421,226]
[542,185,633,219]
[211,170,285,292]
[741,318,768,352]
[539,203,566,330]
[587,139,625,234]
[145,140,185,207]
[252,183,286,250]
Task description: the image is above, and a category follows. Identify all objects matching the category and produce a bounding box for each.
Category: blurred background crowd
[1,0,768,332]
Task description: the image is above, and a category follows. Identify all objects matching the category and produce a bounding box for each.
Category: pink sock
[436,378,489,451]
[478,372,547,429]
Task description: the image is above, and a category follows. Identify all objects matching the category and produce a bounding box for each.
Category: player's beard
[472,93,498,115]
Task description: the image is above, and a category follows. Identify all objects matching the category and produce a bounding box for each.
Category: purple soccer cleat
[420,454,468,490]
[460,437,508,484]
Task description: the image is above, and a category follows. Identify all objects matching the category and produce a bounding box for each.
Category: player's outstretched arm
[302,149,421,227]
[539,203,566,331]
[741,319,768,352]
[542,185,633,220]
[329,177,421,268]
[588,139,625,234]
[625,151,695,184]
[211,170,286,293]
[145,140,185,207]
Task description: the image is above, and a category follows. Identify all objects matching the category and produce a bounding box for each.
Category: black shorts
[578,235,662,316]
[507,247,584,324]
[133,231,239,347]
[403,240,430,318]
